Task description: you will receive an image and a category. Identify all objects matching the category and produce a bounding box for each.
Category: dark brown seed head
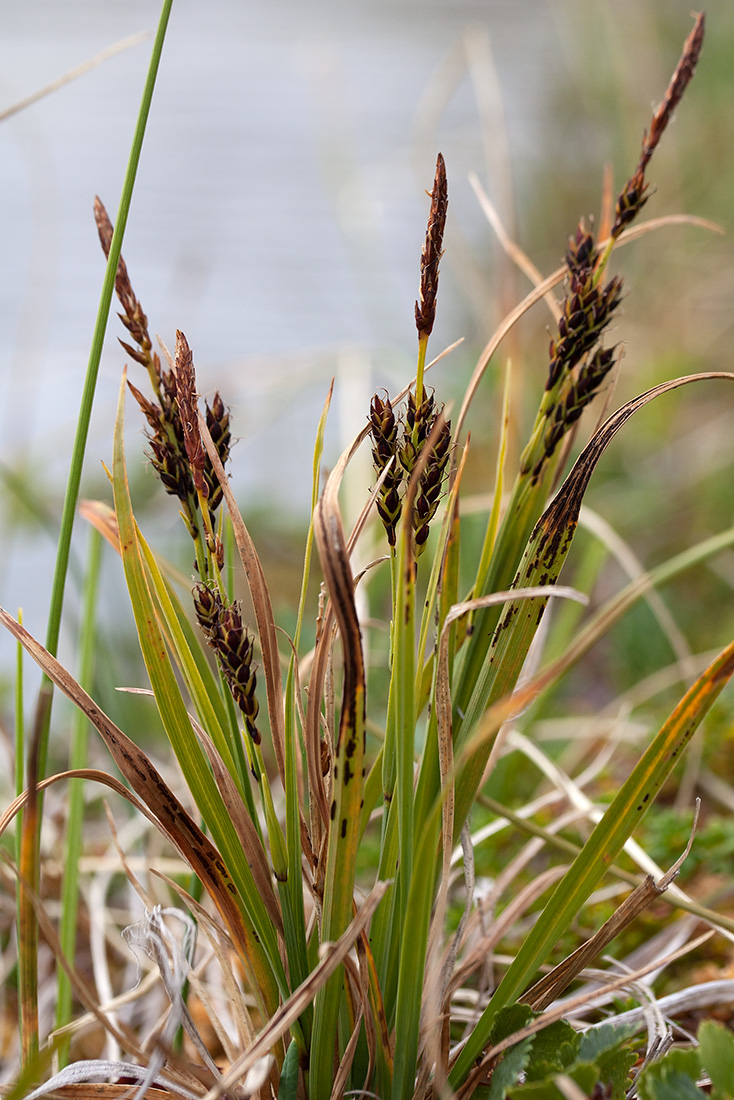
[369,391,404,547]
[546,274,623,391]
[193,588,261,742]
[413,415,452,555]
[193,582,225,638]
[612,13,704,239]
[415,153,448,339]
[204,392,232,511]
[639,12,704,175]
[566,222,596,277]
[94,196,151,356]
[174,331,207,499]
[400,389,436,475]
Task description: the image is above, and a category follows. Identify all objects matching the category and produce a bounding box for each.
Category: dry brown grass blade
[0,845,149,1067]
[1,770,189,868]
[304,455,396,832]
[455,929,715,1099]
[539,373,734,545]
[18,1089,179,1100]
[445,866,568,1004]
[522,804,701,1012]
[469,172,560,322]
[200,881,389,1100]
[198,412,287,788]
[79,499,122,554]
[0,608,267,975]
[0,32,151,123]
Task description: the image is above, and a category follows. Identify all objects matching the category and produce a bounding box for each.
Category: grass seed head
[94,196,152,356]
[413,416,452,554]
[566,221,597,277]
[193,581,225,637]
[612,12,704,239]
[415,152,448,339]
[193,583,260,742]
[546,272,623,391]
[369,392,404,547]
[204,392,232,512]
[400,389,437,475]
[174,330,208,499]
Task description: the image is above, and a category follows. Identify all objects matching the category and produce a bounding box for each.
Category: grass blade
[450,638,734,1086]
[55,528,103,1066]
[454,372,734,830]
[310,461,367,1098]
[111,374,288,1014]
[37,0,173,781]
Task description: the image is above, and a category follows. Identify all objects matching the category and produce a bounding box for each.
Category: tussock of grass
[3,9,734,1100]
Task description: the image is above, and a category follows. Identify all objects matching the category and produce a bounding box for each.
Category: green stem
[412,335,428,451]
[55,528,103,1066]
[15,608,24,859]
[37,0,174,782]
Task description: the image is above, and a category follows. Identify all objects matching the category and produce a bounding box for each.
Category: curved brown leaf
[0,607,270,982]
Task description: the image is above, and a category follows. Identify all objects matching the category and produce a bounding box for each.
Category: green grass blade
[310,471,366,1098]
[453,373,734,831]
[391,809,441,1100]
[55,528,102,1066]
[37,0,173,781]
[280,384,333,1041]
[112,375,288,1014]
[473,357,512,598]
[135,529,242,784]
[449,638,734,1087]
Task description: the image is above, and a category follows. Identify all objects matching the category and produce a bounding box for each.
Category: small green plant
[3,8,734,1099]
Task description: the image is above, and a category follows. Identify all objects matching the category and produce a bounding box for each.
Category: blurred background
[1,0,733,743]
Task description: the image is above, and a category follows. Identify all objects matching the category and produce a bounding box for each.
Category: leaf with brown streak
[309,450,368,1098]
[0,607,272,1005]
[454,371,734,830]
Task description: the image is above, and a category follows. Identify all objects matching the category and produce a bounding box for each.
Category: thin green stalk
[278,386,332,1045]
[55,527,103,1066]
[449,639,734,1088]
[36,0,174,783]
[15,608,24,860]
[473,358,512,599]
[412,335,428,447]
[393,509,416,938]
[380,549,399,814]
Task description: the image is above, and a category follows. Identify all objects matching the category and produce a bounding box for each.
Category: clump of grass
[4,10,734,1100]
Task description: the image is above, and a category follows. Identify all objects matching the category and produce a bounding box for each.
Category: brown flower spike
[415,152,448,339]
[174,331,208,500]
[612,12,704,238]
[193,583,260,743]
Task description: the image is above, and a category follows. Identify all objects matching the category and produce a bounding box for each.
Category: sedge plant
[4,9,734,1099]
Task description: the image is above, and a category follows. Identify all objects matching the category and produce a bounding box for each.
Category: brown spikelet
[369,392,404,547]
[193,584,260,742]
[174,330,207,499]
[415,153,448,339]
[203,393,232,511]
[413,416,452,555]
[94,196,152,355]
[400,389,436,476]
[639,12,705,175]
[612,13,704,238]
